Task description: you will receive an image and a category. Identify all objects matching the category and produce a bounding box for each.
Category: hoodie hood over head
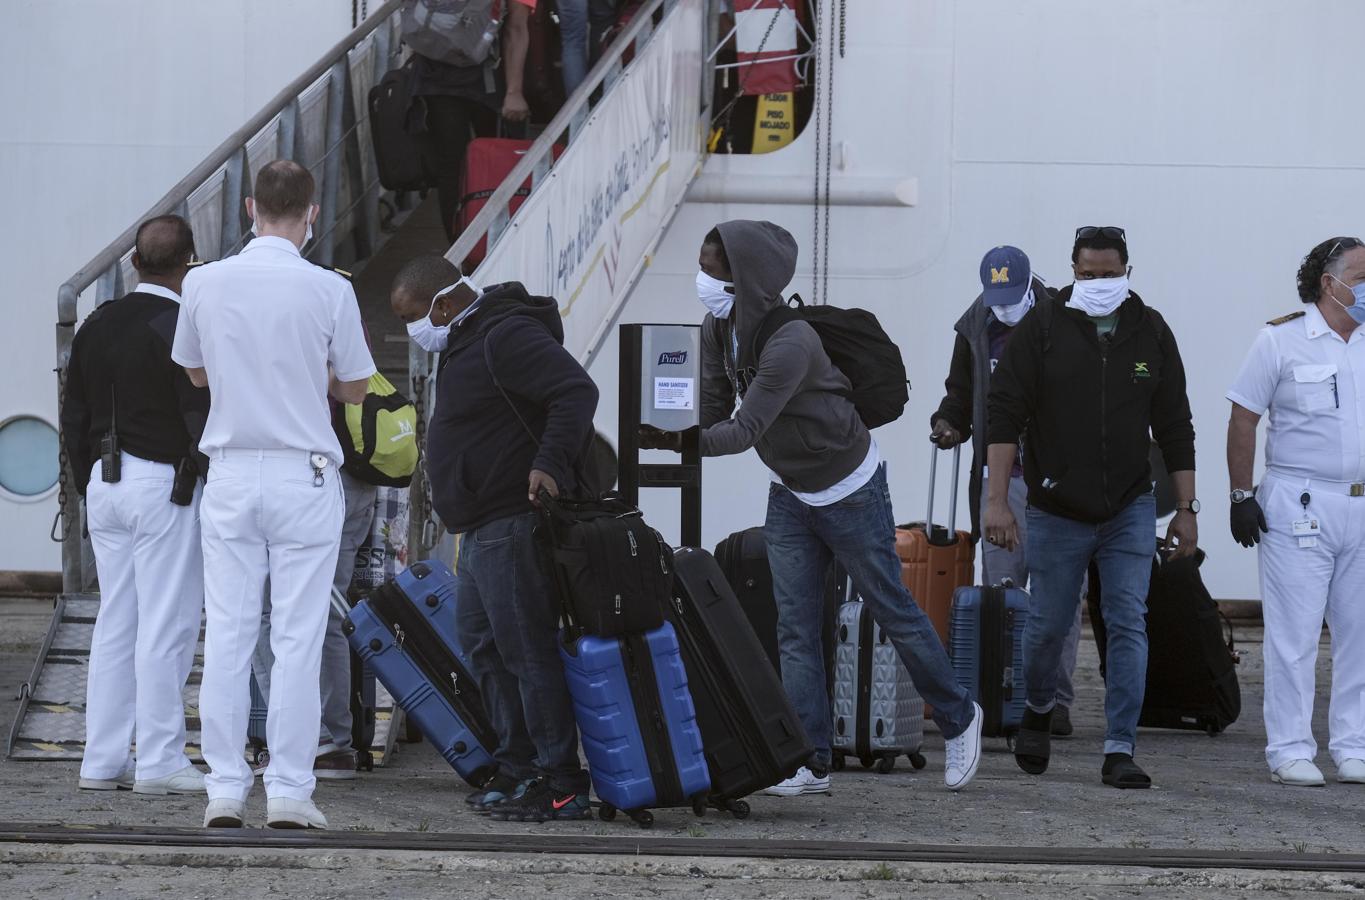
[713,220,798,370]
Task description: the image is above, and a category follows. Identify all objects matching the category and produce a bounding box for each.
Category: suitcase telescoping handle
[330,588,352,620]
[925,440,962,543]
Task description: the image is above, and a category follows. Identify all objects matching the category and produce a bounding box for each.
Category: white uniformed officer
[173,160,376,829]
[61,215,209,796]
[1227,235,1365,788]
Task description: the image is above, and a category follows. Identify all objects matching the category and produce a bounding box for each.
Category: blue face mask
[1329,275,1365,325]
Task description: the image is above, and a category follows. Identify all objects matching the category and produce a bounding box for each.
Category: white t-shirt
[1226,303,1365,483]
[772,438,882,507]
[171,236,376,465]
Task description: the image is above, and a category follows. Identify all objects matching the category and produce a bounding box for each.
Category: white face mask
[1067,275,1129,317]
[406,277,481,353]
[991,286,1034,327]
[696,270,735,319]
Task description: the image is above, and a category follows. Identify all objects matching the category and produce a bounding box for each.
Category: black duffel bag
[536,493,671,637]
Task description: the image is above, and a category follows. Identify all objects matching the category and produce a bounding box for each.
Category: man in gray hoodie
[679,220,984,794]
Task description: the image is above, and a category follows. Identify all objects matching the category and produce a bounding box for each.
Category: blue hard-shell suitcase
[343,567,499,787]
[559,621,711,827]
[392,560,464,651]
[949,585,1029,739]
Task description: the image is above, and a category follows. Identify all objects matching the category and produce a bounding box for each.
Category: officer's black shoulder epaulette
[313,262,353,281]
[1266,310,1306,326]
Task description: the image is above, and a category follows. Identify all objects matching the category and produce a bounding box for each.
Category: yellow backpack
[335,372,419,487]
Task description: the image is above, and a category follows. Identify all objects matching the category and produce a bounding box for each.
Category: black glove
[1230,497,1268,548]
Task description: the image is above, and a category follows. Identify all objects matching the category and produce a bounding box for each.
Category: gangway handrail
[55,0,402,313]
[445,0,675,269]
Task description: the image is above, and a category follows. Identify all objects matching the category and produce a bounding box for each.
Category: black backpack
[752,295,910,428]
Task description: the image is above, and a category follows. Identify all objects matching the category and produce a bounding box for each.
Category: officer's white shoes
[78,769,134,791]
[203,798,246,828]
[134,765,207,795]
[267,797,328,830]
[1271,759,1326,787]
[763,767,831,796]
[1337,759,1365,784]
[944,701,984,792]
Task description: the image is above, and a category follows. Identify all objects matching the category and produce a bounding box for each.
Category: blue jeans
[766,465,976,770]
[455,512,587,793]
[558,0,621,96]
[1024,493,1155,756]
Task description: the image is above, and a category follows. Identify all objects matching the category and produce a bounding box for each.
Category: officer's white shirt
[1227,302,1365,483]
[171,236,375,466]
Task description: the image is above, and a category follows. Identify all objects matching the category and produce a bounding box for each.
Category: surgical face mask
[1067,275,1129,317]
[1329,274,1365,325]
[405,277,479,352]
[696,270,735,319]
[991,286,1034,327]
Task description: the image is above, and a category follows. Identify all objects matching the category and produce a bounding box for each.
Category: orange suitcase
[895,444,974,647]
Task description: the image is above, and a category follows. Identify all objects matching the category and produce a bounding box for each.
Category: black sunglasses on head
[1075,226,1127,242]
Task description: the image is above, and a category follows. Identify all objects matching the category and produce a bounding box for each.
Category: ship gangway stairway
[11,0,715,764]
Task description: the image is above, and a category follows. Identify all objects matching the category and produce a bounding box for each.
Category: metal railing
[53,1,408,592]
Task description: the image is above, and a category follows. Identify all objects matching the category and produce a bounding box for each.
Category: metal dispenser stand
[618,324,702,548]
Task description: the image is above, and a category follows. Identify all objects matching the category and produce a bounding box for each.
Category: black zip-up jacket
[986,287,1195,523]
[428,283,598,535]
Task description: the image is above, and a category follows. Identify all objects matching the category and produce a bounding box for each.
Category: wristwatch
[1229,488,1255,504]
[1175,499,1201,514]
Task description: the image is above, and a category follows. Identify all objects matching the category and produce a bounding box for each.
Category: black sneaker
[465,773,524,812]
[486,778,591,822]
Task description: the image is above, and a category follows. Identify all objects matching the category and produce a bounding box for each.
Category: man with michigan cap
[931,245,1083,736]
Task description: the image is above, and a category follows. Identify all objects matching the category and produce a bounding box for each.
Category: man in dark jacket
[931,245,1081,737]
[985,226,1198,789]
[681,220,984,795]
[391,254,597,823]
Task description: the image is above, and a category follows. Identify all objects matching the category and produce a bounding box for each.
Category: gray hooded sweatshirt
[699,220,871,494]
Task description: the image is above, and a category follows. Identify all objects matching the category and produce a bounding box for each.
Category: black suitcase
[369,62,429,192]
[715,527,838,682]
[1088,546,1241,736]
[669,547,813,811]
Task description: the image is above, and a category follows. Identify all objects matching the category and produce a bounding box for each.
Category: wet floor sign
[6,594,404,767]
[753,92,795,154]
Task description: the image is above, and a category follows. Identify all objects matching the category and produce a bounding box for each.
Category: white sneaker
[203,798,246,828]
[1271,759,1326,787]
[78,769,134,791]
[763,767,831,797]
[266,797,328,829]
[1336,758,1365,784]
[944,701,984,792]
[134,765,207,795]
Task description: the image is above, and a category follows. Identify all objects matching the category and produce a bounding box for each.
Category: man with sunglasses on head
[1226,237,1365,788]
[984,226,1198,790]
[389,254,597,824]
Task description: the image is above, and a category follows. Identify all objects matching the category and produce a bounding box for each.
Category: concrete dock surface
[1,595,1360,898]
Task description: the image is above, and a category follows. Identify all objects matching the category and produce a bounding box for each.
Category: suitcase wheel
[691,795,707,818]
[860,756,874,770]
[830,755,845,772]
[875,756,896,775]
[598,803,617,822]
[727,799,751,820]
[627,808,654,829]
[908,752,927,770]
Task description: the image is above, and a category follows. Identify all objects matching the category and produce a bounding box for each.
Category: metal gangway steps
[12,0,714,763]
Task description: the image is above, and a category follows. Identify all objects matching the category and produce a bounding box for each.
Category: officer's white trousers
[1259,473,1365,772]
[82,455,203,781]
[199,452,342,803]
